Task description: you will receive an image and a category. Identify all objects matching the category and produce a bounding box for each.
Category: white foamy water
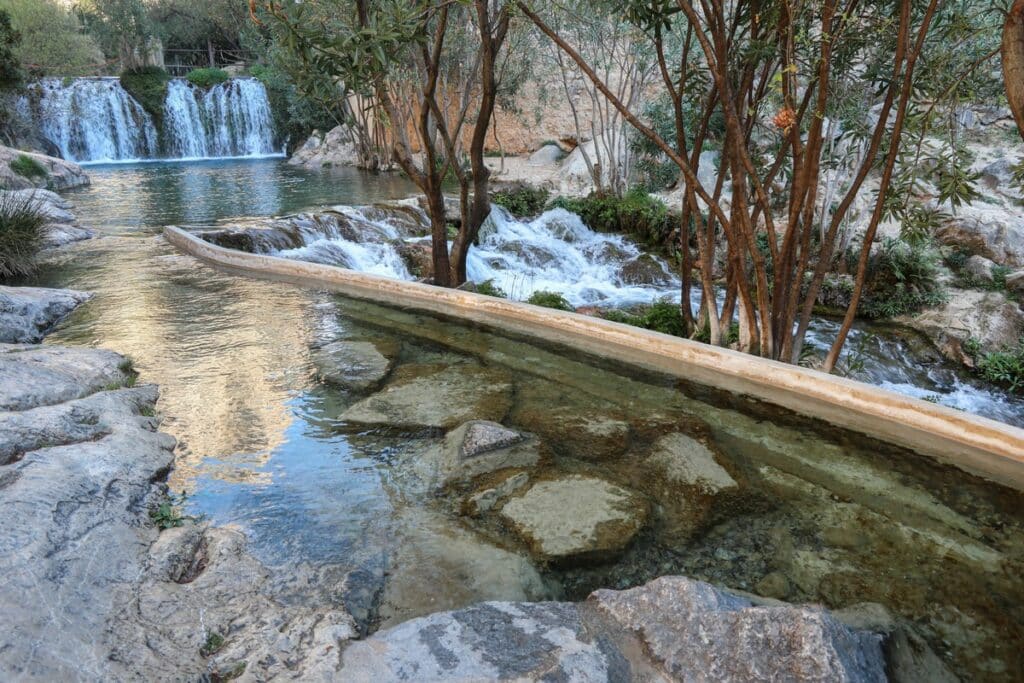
[21,77,279,163]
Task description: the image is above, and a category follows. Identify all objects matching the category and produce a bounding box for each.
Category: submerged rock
[339,363,513,432]
[311,339,397,391]
[337,575,888,682]
[0,285,91,343]
[405,420,541,491]
[510,383,631,461]
[500,474,648,564]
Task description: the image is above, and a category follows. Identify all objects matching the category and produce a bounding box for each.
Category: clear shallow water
[28,158,1024,679]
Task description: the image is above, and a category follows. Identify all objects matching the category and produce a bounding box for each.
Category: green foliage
[491,184,550,217]
[935,148,981,212]
[526,290,574,311]
[0,190,45,280]
[859,238,947,319]
[548,188,674,247]
[185,67,229,89]
[0,9,23,90]
[9,153,45,180]
[601,300,685,337]
[148,490,191,530]
[473,279,506,298]
[629,94,723,192]
[975,340,1024,393]
[77,0,152,71]
[0,0,103,77]
[119,67,170,122]
[201,632,225,658]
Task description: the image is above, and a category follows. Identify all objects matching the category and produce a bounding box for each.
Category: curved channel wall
[165,226,1024,491]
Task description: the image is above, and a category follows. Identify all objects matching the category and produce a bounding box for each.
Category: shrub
[527,290,573,311]
[547,188,674,247]
[859,238,946,319]
[9,153,45,180]
[0,0,103,77]
[491,184,550,217]
[975,340,1024,393]
[600,300,685,337]
[0,191,46,280]
[185,67,229,89]
[473,279,506,298]
[120,67,170,123]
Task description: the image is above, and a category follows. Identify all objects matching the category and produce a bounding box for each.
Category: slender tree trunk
[1003,0,1024,140]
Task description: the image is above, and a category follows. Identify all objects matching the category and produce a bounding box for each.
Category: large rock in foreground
[337,575,888,682]
[0,285,91,343]
[340,363,513,431]
[500,474,648,564]
[0,145,90,191]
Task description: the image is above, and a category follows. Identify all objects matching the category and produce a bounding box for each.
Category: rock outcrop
[0,145,90,191]
[0,285,91,343]
[288,127,362,169]
[897,287,1024,363]
[337,575,889,682]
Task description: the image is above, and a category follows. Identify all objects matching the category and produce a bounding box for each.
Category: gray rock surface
[500,475,649,564]
[338,575,889,682]
[897,288,1024,364]
[340,363,513,431]
[0,285,91,343]
[963,254,997,283]
[312,339,397,391]
[936,205,1024,266]
[527,142,566,166]
[0,343,131,411]
[0,145,90,191]
[289,127,362,169]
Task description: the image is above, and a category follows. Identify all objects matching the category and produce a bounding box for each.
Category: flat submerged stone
[339,363,513,431]
[311,339,396,391]
[500,475,648,564]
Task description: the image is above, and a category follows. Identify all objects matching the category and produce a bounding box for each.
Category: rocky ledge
[0,144,90,192]
[0,285,92,343]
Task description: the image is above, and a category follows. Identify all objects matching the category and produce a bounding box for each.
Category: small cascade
[22,77,279,163]
[28,78,158,162]
[162,79,279,159]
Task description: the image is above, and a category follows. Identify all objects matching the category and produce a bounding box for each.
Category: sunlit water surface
[24,158,1024,679]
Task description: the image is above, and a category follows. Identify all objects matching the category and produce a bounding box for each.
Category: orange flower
[773,107,797,132]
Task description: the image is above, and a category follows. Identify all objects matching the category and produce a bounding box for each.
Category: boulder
[896,288,1024,365]
[499,475,648,564]
[288,126,361,169]
[980,158,1014,188]
[0,145,90,191]
[394,240,434,279]
[0,285,91,343]
[409,421,541,491]
[311,339,397,391]
[963,254,996,283]
[339,363,513,432]
[527,143,566,166]
[0,344,132,411]
[618,253,673,286]
[935,205,1024,266]
[337,575,889,682]
[1006,269,1024,295]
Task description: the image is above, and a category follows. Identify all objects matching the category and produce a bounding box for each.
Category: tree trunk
[208,39,216,68]
[1003,0,1024,140]
[425,188,452,287]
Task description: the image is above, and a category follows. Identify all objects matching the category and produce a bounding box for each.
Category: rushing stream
[28,158,1024,680]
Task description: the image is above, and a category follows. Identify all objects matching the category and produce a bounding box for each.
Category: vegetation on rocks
[971,339,1024,393]
[0,190,45,279]
[119,66,170,123]
[526,290,573,311]
[859,238,947,319]
[548,189,674,248]
[491,184,550,218]
[602,300,686,337]
[185,67,229,89]
[8,153,44,180]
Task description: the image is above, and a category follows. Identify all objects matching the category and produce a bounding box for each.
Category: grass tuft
[0,191,47,280]
[10,154,47,180]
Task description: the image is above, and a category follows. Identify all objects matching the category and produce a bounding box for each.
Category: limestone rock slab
[312,339,396,391]
[0,285,91,343]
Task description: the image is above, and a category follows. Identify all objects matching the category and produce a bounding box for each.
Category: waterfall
[28,78,158,163]
[162,79,279,160]
[23,77,280,163]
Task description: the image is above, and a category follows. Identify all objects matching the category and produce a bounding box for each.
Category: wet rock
[339,575,888,682]
[648,432,737,494]
[510,385,630,461]
[466,471,530,515]
[412,421,540,490]
[376,510,552,628]
[963,254,996,283]
[394,239,433,279]
[311,339,397,391]
[339,363,513,432]
[500,475,648,564]
[0,343,131,411]
[618,253,673,286]
[896,288,1024,364]
[0,285,91,343]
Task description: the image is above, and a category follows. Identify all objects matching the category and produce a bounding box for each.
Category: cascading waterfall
[214,202,1024,426]
[27,78,158,162]
[22,77,280,163]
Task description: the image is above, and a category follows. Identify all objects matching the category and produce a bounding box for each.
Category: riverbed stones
[466,471,530,515]
[311,339,397,391]
[500,475,648,564]
[337,575,888,682]
[410,421,541,490]
[510,393,630,460]
[339,363,513,431]
[0,285,91,343]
